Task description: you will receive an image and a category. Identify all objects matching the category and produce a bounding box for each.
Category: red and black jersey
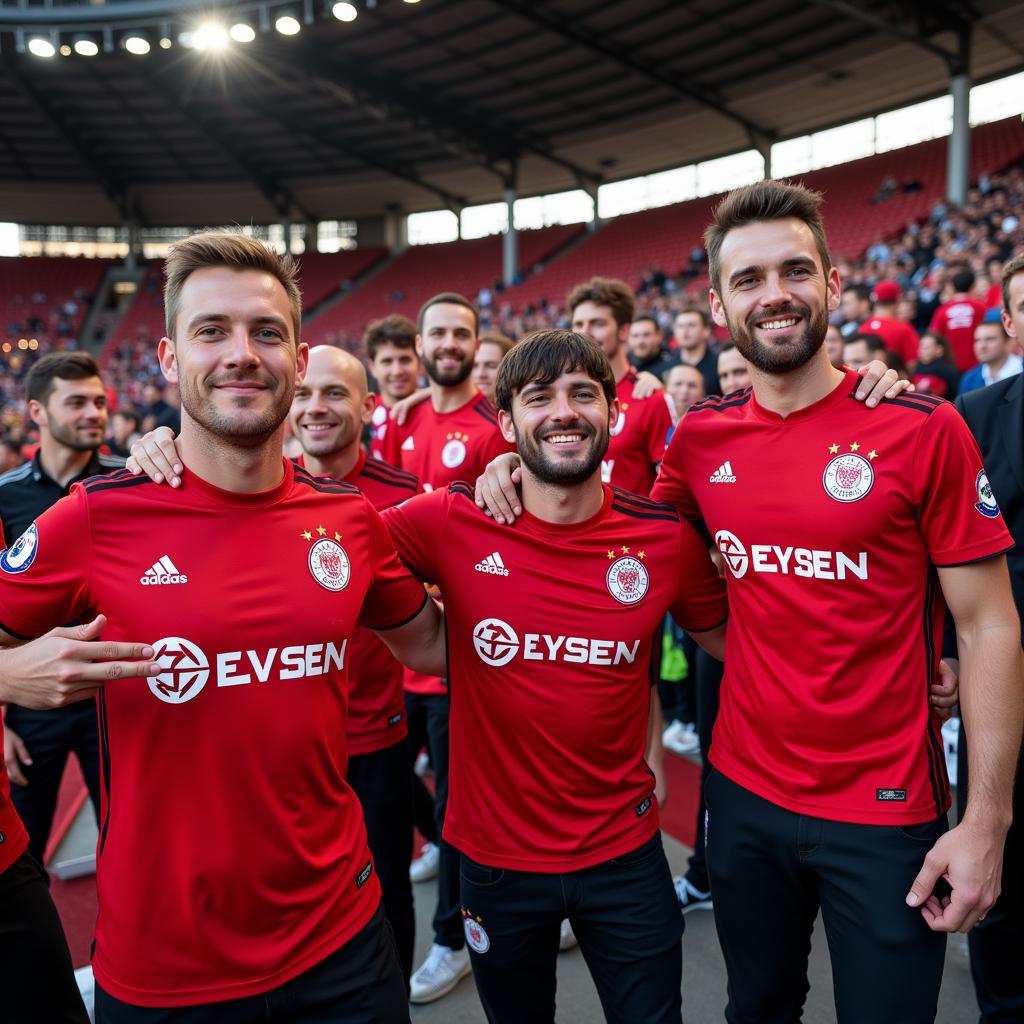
[383,484,726,872]
[603,370,673,497]
[930,297,986,371]
[654,370,1012,825]
[860,316,920,364]
[0,460,426,1007]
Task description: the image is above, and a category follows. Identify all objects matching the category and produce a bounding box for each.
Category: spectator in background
[843,332,888,371]
[715,342,752,396]
[471,332,515,405]
[628,315,678,381]
[670,305,720,395]
[825,324,845,368]
[140,379,180,434]
[664,364,705,424]
[105,408,141,459]
[913,331,961,398]
[365,314,421,460]
[959,311,1023,394]
[840,283,871,337]
[0,438,23,474]
[861,280,919,363]
[930,268,987,371]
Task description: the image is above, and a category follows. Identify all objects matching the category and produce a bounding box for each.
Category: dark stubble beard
[726,300,829,375]
[180,371,293,448]
[514,420,609,487]
[424,350,473,387]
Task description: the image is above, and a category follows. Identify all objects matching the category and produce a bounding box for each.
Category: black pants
[458,833,682,1024]
[958,723,1024,1023]
[705,769,947,1023]
[5,703,102,863]
[346,737,415,986]
[0,850,90,1024]
[94,905,408,1023]
[404,690,462,950]
[684,647,723,892]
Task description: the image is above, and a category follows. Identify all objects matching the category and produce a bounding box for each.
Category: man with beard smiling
[652,180,1023,1023]
[382,329,728,1023]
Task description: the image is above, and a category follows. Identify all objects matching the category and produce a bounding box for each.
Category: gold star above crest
[867,450,878,460]
[621,545,630,555]
[828,443,840,454]
[316,525,327,536]
[637,550,646,560]
[334,532,342,541]
[301,530,312,541]
[607,549,616,559]
[849,442,860,452]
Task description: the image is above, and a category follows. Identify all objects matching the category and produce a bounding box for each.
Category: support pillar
[502,184,518,287]
[947,73,971,206]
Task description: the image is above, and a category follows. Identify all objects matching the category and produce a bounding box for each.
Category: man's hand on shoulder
[632,371,664,399]
[475,452,523,524]
[127,426,183,487]
[855,361,915,407]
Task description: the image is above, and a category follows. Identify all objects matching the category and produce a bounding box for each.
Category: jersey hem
[710,759,951,826]
[347,723,409,757]
[932,542,1014,568]
[91,892,380,1008]
[364,591,428,631]
[445,819,659,873]
[0,618,33,641]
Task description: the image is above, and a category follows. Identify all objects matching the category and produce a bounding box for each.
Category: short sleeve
[0,486,92,639]
[651,417,701,523]
[379,489,449,584]
[357,497,429,631]
[670,518,728,632]
[912,401,1013,566]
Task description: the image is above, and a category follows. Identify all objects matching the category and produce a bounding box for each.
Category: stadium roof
[0,0,1021,227]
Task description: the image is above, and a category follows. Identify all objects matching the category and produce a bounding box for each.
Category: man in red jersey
[383,329,728,1023]
[569,278,674,497]
[930,267,988,371]
[382,292,512,1003]
[0,232,445,1023]
[653,181,1022,1023]
[365,314,420,461]
[861,279,920,364]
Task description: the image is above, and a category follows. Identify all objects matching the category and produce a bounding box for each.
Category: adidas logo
[709,461,737,484]
[474,552,509,577]
[141,555,189,586]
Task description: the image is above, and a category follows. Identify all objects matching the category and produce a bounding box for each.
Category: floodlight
[60,44,72,56]
[124,35,151,55]
[333,2,358,21]
[160,37,173,49]
[73,37,100,57]
[28,37,56,58]
[230,23,256,43]
[275,14,301,34]
[194,22,230,50]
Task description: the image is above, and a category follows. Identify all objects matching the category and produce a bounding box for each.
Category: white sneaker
[409,841,440,883]
[558,919,578,951]
[409,942,471,1003]
[663,720,699,755]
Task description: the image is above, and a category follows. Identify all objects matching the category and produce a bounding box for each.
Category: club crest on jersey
[822,451,874,502]
[462,910,490,954]
[0,523,38,574]
[309,539,351,591]
[441,431,469,468]
[606,549,649,605]
[975,470,1000,518]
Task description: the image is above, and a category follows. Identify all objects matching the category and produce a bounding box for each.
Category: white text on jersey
[475,552,509,576]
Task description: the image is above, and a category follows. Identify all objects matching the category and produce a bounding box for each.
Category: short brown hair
[566,277,635,328]
[163,230,302,341]
[1002,253,1024,312]
[417,292,478,336]
[674,304,709,328]
[704,180,832,293]
[495,329,616,413]
[26,352,103,405]
[479,331,516,357]
[365,314,417,360]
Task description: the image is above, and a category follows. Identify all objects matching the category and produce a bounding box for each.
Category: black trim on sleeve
[921,569,946,818]
[932,544,1015,568]
[82,472,154,495]
[359,461,419,492]
[686,390,753,415]
[611,503,680,523]
[0,619,33,641]
[682,614,729,635]
[365,591,429,632]
[449,482,476,503]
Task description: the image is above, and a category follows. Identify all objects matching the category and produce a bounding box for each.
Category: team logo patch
[473,617,519,667]
[606,556,649,604]
[149,636,210,704]
[309,539,351,591]
[822,453,874,502]
[0,523,38,575]
[715,530,748,579]
[975,471,1000,518]
[463,913,491,954]
[441,432,468,468]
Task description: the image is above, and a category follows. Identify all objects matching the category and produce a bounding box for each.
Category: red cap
[873,280,901,303]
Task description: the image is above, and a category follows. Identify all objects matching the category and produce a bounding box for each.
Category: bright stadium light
[194,21,230,50]
[333,2,358,21]
[275,13,301,35]
[60,44,72,56]
[159,37,173,49]
[230,23,256,43]
[73,37,100,56]
[28,37,56,58]
[124,34,151,55]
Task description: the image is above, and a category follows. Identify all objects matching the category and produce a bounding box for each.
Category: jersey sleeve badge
[0,523,39,574]
[975,470,1001,518]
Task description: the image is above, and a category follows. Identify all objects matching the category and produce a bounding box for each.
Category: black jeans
[346,737,415,987]
[958,723,1024,1023]
[0,850,90,1024]
[705,768,947,1024]
[404,690,462,950]
[458,833,683,1024]
[94,905,408,1023]
[5,702,102,863]
[684,647,723,892]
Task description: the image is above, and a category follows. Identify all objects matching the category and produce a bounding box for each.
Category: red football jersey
[860,316,920,364]
[604,370,673,497]
[383,484,727,871]
[0,461,426,1006]
[930,297,987,371]
[0,747,28,875]
[654,371,1012,825]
